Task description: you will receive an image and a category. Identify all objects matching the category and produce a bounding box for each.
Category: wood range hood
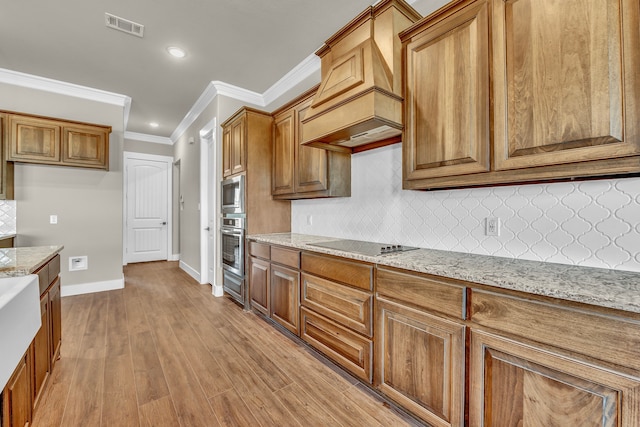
[300,0,421,153]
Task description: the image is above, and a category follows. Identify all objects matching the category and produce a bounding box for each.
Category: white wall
[0,82,125,292]
[292,144,640,273]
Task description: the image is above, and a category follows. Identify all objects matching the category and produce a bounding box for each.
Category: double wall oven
[221,175,246,305]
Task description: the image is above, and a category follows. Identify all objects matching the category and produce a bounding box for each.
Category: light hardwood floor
[31,261,422,427]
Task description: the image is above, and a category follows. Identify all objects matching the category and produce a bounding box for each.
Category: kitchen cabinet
[221,107,290,236]
[401,0,640,190]
[31,295,49,409]
[2,254,61,427]
[300,252,374,382]
[402,0,490,182]
[1,349,31,427]
[272,87,351,199]
[269,247,300,335]
[469,289,640,426]
[248,247,270,316]
[221,111,247,178]
[0,113,15,200]
[248,242,301,335]
[5,112,110,170]
[375,267,466,427]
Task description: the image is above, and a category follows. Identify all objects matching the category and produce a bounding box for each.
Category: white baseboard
[212,282,224,297]
[61,276,125,297]
[180,260,201,283]
[169,253,180,261]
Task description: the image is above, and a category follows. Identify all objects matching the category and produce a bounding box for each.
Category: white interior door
[125,153,171,263]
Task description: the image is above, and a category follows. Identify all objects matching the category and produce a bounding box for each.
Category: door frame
[199,118,223,296]
[123,151,173,266]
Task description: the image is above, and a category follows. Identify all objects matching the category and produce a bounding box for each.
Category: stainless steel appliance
[221,216,245,304]
[221,175,245,214]
[308,239,419,256]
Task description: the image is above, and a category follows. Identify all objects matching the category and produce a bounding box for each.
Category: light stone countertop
[0,246,64,278]
[248,233,640,315]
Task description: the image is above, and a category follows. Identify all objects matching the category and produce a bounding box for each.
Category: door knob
[162,221,167,225]
[204,226,210,231]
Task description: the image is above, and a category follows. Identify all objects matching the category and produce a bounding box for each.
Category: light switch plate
[49,215,58,224]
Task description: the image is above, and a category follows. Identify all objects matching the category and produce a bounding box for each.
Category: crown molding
[124,131,173,145]
[263,53,321,106]
[0,68,131,107]
[170,52,322,142]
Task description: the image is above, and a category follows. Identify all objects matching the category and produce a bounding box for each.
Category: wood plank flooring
[31,261,422,427]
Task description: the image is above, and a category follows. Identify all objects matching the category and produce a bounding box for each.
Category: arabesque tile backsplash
[0,200,16,235]
[292,144,640,272]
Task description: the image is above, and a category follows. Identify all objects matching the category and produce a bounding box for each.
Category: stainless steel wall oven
[221,215,245,304]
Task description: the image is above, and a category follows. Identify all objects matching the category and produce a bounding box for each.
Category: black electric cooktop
[307,239,419,257]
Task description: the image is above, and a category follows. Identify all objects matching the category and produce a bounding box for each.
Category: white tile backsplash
[0,200,16,234]
[292,144,640,272]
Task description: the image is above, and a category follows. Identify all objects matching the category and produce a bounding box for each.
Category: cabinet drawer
[301,273,372,337]
[300,307,372,383]
[37,263,49,296]
[301,252,373,291]
[470,289,640,372]
[48,254,60,284]
[271,246,300,269]
[249,241,270,260]
[377,267,467,320]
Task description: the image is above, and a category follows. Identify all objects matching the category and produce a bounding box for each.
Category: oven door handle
[221,228,243,236]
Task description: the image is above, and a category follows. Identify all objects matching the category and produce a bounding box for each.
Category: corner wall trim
[61,276,125,297]
[179,260,201,283]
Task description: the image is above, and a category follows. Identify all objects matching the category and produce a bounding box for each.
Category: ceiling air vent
[105,13,144,37]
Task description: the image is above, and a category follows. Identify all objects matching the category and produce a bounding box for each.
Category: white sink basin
[0,274,40,390]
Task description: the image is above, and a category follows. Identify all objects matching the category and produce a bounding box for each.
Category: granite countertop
[248,233,640,315]
[0,246,64,278]
[0,233,16,240]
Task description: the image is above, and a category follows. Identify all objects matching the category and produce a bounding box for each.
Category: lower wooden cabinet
[2,255,61,427]
[469,329,640,427]
[1,349,31,427]
[32,295,50,409]
[248,256,270,315]
[270,264,299,335]
[248,242,301,335]
[375,296,465,427]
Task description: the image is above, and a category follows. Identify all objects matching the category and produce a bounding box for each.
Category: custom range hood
[301,0,421,153]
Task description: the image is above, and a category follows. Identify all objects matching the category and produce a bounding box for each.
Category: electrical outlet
[69,256,88,271]
[486,217,500,236]
[306,215,313,226]
[50,215,58,224]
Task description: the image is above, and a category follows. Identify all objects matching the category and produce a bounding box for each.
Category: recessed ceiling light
[167,47,186,58]
[149,122,159,128]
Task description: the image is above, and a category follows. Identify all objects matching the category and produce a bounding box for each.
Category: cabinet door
[376,297,465,427]
[492,0,640,170]
[403,0,490,182]
[2,349,32,427]
[49,278,62,364]
[469,329,640,427]
[222,125,232,178]
[248,256,269,315]
[230,115,246,176]
[272,109,295,195]
[32,294,50,409]
[294,98,329,194]
[270,264,299,335]
[62,125,108,169]
[0,114,15,200]
[7,115,61,163]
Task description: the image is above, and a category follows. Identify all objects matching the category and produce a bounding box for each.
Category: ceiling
[0,0,438,140]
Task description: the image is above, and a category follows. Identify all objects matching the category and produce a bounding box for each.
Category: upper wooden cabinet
[403,0,490,182]
[272,87,351,199]
[0,113,15,200]
[401,0,640,190]
[4,112,110,170]
[221,111,248,178]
